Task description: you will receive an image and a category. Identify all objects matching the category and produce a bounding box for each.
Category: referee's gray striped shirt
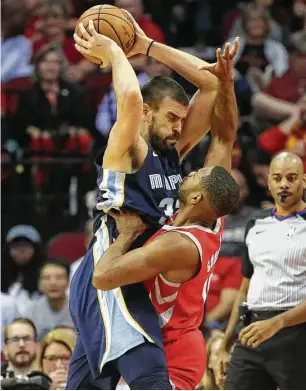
[241,210,306,310]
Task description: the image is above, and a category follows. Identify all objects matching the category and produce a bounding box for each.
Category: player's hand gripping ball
[74,4,135,65]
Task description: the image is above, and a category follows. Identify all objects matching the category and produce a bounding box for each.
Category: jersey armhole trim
[160,230,202,285]
[171,230,203,261]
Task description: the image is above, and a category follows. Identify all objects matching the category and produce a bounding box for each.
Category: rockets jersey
[144,216,225,343]
[94,144,182,228]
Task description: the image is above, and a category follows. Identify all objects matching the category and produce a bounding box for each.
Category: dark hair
[141,76,189,111]
[1,240,45,295]
[200,166,240,216]
[4,318,38,342]
[39,257,70,279]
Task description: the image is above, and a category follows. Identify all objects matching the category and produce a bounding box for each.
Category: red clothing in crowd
[264,72,302,103]
[258,127,306,171]
[33,36,83,64]
[206,256,242,314]
[138,16,165,43]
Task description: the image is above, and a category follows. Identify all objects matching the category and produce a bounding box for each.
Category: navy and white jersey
[69,144,183,380]
[95,144,182,227]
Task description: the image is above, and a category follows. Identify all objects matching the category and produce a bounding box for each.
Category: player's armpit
[92,231,200,291]
[179,89,218,160]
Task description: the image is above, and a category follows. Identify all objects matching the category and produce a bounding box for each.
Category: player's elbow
[122,89,143,112]
[199,72,219,91]
[92,271,114,291]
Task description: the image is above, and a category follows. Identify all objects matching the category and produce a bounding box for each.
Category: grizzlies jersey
[69,144,183,379]
[95,144,182,227]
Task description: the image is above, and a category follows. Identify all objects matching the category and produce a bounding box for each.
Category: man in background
[2,318,39,377]
[24,258,73,340]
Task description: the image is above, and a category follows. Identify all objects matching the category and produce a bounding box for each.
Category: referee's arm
[273,299,306,329]
[219,219,254,352]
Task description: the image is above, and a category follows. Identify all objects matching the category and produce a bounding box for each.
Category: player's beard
[148,116,174,153]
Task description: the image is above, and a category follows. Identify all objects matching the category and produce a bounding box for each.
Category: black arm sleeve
[241,219,256,279]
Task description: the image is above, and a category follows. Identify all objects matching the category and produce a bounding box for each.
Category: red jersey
[144,217,225,343]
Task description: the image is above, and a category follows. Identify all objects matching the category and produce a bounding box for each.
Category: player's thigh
[66,336,91,390]
[225,342,276,390]
[114,341,168,385]
[79,363,120,390]
[166,332,207,390]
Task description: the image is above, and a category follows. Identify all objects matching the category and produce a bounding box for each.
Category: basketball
[75,4,136,65]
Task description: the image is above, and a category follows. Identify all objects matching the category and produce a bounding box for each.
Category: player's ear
[190,191,202,205]
[303,173,306,190]
[143,103,152,123]
[267,174,272,192]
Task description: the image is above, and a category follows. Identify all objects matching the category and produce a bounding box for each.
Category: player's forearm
[143,40,218,89]
[221,289,247,352]
[211,80,238,144]
[109,45,143,109]
[93,232,138,288]
[274,299,306,329]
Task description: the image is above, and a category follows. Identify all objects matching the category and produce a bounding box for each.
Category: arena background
[1,0,306,389]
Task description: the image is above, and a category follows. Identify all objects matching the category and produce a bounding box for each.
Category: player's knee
[129,368,172,390]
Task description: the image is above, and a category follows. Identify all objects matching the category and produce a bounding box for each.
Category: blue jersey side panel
[69,145,182,376]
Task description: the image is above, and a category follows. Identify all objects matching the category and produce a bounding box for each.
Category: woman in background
[1,225,44,312]
[39,329,75,390]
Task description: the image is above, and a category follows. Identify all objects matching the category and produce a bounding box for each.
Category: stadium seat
[47,232,86,264]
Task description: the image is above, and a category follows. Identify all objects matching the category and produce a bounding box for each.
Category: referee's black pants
[225,311,306,390]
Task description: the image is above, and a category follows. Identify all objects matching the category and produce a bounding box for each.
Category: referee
[215,151,306,390]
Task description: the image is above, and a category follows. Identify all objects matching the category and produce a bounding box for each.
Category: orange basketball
[75,4,136,65]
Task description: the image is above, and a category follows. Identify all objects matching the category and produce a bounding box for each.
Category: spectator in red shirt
[115,0,165,43]
[258,95,306,171]
[32,4,95,82]
[205,256,242,329]
[115,0,165,72]
[252,53,306,121]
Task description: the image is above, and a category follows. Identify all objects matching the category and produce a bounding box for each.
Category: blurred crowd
[1,0,306,389]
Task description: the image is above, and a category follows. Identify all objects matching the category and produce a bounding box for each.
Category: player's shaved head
[268,152,306,209]
[270,152,304,174]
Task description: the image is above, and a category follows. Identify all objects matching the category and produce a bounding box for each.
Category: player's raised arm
[74,21,144,165]
[92,211,199,290]
[201,41,239,172]
[123,12,223,159]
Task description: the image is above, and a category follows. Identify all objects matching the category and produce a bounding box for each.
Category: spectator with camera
[1,318,39,377]
[23,258,73,341]
[39,329,75,390]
